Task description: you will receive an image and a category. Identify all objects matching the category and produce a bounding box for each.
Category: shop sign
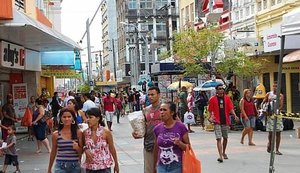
[42,69,81,78]
[0,41,25,69]
[263,26,281,52]
[12,83,28,118]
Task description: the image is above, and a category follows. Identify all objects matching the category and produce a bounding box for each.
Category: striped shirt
[56,132,79,163]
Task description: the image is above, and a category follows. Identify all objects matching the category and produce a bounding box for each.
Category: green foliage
[79,82,90,93]
[158,50,171,61]
[172,27,224,76]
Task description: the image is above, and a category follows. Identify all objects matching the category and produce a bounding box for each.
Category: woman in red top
[239,89,257,146]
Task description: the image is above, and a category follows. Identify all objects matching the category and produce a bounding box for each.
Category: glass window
[157,22,166,31]
[263,0,267,9]
[140,0,152,9]
[246,6,250,16]
[156,0,168,9]
[190,3,194,22]
[271,0,275,6]
[185,6,189,22]
[235,11,239,21]
[257,2,262,11]
[251,5,255,14]
[128,0,136,9]
[240,9,243,19]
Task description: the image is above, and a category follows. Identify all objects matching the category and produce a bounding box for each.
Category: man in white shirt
[82,93,97,112]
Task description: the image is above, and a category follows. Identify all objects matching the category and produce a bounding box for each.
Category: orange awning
[283,50,300,63]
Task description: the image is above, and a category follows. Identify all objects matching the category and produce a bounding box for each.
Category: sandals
[248,143,256,146]
[275,151,283,155]
[217,158,223,163]
[223,154,228,159]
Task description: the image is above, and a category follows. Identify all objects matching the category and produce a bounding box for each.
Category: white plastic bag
[128,111,145,137]
[184,111,196,124]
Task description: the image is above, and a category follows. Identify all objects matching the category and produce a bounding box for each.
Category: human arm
[279,94,284,111]
[173,132,190,151]
[47,131,58,173]
[73,130,83,155]
[239,98,248,120]
[2,106,17,122]
[106,129,119,173]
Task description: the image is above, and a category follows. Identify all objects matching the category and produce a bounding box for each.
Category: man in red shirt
[208,84,239,163]
[102,91,116,131]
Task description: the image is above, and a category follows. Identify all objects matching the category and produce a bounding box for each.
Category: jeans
[157,162,182,173]
[54,162,81,173]
[86,168,111,173]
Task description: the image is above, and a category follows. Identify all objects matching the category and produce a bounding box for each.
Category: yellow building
[256,0,300,112]
[179,0,195,31]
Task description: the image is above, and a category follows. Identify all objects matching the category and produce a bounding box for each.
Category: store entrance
[291,73,300,112]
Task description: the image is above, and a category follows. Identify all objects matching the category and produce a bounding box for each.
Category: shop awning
[283,50,300,63]
[282,7,300,36]
[0,8,81,51]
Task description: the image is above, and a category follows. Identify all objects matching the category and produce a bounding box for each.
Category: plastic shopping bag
[182,145,201,173]
[184,111,196,124]
[21,107,32,127]
[128,111,145,137]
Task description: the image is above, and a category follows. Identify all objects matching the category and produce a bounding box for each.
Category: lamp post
[121,22,150,79]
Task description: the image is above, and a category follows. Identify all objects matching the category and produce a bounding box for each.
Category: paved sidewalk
[0,117,299,173]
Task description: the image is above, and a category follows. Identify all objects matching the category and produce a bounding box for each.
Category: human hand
[85,149,93,163]
[132,131,142,139]
[173,138,181,146]
[114,164,119,173]
[234,115,239,121]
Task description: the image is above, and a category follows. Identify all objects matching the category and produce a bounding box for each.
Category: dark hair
[67,99,80,111]
[58,108,78,140]
[8,125,16,131]
[148,86,160,94]
[215,83,224,90]
[162,101,177,120]
[83,92,91,99]
[85,108,105,126]
[35,98,43,105]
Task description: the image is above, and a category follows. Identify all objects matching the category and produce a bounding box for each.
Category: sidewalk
[1,117,299,173]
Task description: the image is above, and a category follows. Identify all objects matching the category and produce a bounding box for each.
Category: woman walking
[82,108,119,173]
[153,101,190,173]
[32,98,51,153]
[240,89,257,146]
[67,99,87,124]
[47,108,83,173]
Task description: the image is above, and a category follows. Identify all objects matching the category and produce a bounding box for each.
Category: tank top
[76,113,83,124]
[243,98,255,117]
[56,132,79,163]
[83,125,113,170]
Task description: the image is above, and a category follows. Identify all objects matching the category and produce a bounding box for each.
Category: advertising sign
[42,69,81,78]
[263,26,281,53]
[0,41,26,69]
[12,83,28,118]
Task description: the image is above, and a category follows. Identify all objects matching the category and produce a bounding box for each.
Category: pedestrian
[132,86,161,173]
[102,91,116,131]
[32,98,51,154]
[240,89,257,146]
[27,96,36,141]
[115,93,123,124]
[67,99,87,124]
[47,108,83,173]
[153,101,190,173]
[263,82,284,155]
[133,88,141,111]
[195,91,208,129]
[178,86,194,133]
[82,107,119,173]
[1,94,18,141]
[208,84,239,163]
[0,125,21,173]
[82,93,97,113]
[50,92,62,129]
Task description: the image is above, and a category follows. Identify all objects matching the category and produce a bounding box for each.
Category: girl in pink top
[82,108,119,173]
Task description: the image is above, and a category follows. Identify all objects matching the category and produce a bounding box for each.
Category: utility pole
[86,18,93,91]
[135,25,141,85]
[112,39,117,82]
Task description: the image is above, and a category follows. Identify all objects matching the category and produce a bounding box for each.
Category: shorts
[54,162,81,173]
[214,124,229,139]
[4,154,19,166]
[241,116,256,128]
[266,117,283,132]
[157,161,182,173]
[105,111,114,122]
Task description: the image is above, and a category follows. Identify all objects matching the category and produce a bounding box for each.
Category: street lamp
[121,22,150,78]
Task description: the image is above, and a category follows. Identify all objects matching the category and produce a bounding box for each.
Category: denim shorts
[157,161,182,173]
[241,116,256,128]
[86,167,111,173]
[54,162,81,173]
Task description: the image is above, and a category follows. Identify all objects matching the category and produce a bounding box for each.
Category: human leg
[267,132,272,153]
[214,125,223,162]
[116,109,120,123]
[275,132,282,155]
[143,149,154,173]
[42,138,51,153]
[248,116,256,145]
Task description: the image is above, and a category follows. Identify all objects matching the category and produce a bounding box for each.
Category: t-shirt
[217,96,226,125]
[154,121,188,165]
[4,134,17,156]
[144,104,161,152]
[82,100,96,112]
[178,91,188,108]
[103,97,116,112]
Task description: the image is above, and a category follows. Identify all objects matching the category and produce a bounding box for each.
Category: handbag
[182,145,201,173]
[21,107,32,127]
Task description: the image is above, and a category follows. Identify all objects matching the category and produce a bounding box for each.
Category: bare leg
[249,128,255,145]
[223,138,228,157]
[276,132,281,154]
[42,138,51,153]
[216,139,223,162]
[36,140,42,153]
[267,132,272,152]
[240,128,249,144]
[2,164,8,172]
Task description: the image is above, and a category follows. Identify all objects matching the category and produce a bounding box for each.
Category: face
[160,103,173,122]
[272,84,277,91]
[86,114,99,128]
[216,86,225,95]
[246,90,252,97]
[60,112,74,126]
[7,127,14,135]
[148,89,160,104]
[67,101,75,109]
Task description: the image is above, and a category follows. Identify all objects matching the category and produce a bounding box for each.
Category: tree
[172,27,266,79]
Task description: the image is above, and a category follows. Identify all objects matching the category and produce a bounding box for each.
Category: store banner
[12,83,28,118]
[0,41,25,70]
[42,69,81,78]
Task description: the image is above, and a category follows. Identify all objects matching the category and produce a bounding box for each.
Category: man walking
[132,86,161,173]
[208,84,239,163]
[178,86,194,133]
[102,91,116,131]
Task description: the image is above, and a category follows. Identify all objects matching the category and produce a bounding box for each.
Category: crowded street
[1,117,299,173]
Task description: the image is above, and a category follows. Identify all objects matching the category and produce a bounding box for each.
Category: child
[0,125,21,173]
